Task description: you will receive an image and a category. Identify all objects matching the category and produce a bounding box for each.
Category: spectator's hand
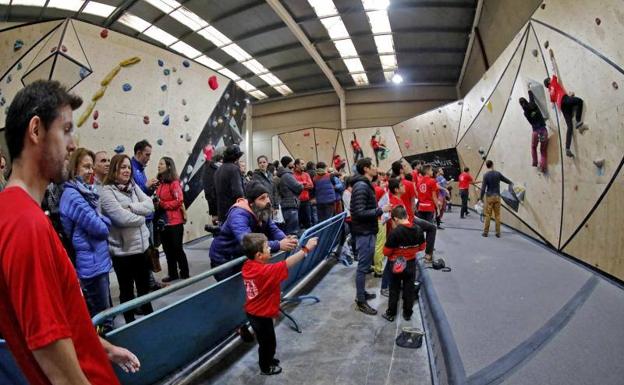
[305,237,318,251]
[147,178,159,189]
[108,345,140,373]
[279,237,298,251]
[382,204,392,213]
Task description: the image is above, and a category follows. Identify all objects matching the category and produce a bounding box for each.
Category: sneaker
[495,233,501,238]
[566,149,575,158]
[482,233,488,237]
[272,358,280,365]
[437,225,444,230]
[261,365,282,376]
[373,272,383,278]
[365,292,377,300]
[380,288,390,297]
[355,301,378,315]
[382,312,395,322]
[162,276,178,283]
[403,312,412,321]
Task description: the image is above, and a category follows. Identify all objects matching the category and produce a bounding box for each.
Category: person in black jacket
[519,90,548,173]
[276,156,304,235]
[350,158,391,315]
[202,153,223,225]
[250,155,277,206]
[214,145,245,223]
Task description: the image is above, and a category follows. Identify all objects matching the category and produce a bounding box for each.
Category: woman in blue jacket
[60,148,113,331]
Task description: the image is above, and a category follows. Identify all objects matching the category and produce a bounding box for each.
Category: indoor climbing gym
[1,1,623,384]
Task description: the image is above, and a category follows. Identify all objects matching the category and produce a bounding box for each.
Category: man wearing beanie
[275,156,304,235]
[209,184,298,281]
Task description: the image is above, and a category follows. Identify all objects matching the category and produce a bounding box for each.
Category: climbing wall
[393,101,461,156]
[314,128,339,166]
[279,128,317,163]
[271,135,280,162]
[278,137,293,161]
[341,126,402,172]
[0,19,245,241]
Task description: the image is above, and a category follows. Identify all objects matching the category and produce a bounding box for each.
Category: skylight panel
[143,25,178,46]
[307,0,338,17]
[195,55,222,70]
[197,26,232,47]
[379,54,396,70]
[47,0,84,11]
[222,44,252,62]
[143,0,180,13]
[259,73,282,86]
[343,58,365,73]
[351,73,369,85]
[83,2,116,17]
[11,0,47,5]
[320,17,349,40]
[218,68,241,81]
[383,70,394,82]
[118,12,151,32]
[242,59,268,75]
[373,34,394,54]
[362,0,390,11]
[170,7,208,31]
[334,39,358,58]
[366,10,391,34]
[169,41,202,58]
[249,90,268,100]
[236,80,256,92]
[273,85,293,96]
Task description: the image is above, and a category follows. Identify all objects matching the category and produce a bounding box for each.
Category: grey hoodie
[276,167,303,209]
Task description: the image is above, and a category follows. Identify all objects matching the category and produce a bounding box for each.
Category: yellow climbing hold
[92,86,107,102]
[486,101,493,113]
[77,102,96,127]
[100,65,121,86]
[119,56,141,67]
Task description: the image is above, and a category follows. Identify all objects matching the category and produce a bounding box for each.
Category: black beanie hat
[281,156,293,168]
[246,183,271,202]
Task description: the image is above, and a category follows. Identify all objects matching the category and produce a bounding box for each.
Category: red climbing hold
[100,29,109,38]
[208,75,219,90]
[143,115,150,124]
[92,122,99,129]
[93,110,99,120]
[61,45,67,53]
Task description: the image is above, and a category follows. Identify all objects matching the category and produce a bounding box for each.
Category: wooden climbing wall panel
[314,128,339,166]
[278,137,293,161]
[341,126,402,173]
[271,135,280,163]
[279,129,317,164]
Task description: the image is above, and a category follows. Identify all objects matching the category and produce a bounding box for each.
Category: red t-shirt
[370,138,380,150]
[373,184,385,202]
[548,75,566,108]
[400,178,416,220]
[386,193,408,234]
[294,171,312,202]
[458,172,473,190]
[0,187,119,385]
[417,176,438,212]
[352,140,361,152]
[242,260,289,318]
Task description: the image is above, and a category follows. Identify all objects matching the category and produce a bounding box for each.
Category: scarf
[65,177,99,208]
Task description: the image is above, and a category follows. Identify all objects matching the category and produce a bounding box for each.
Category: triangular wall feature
[314,128,339,165]
[279,129,317,163]
[278,137,294,161]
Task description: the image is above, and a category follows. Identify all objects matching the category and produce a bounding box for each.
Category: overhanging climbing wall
[341,126,402,172]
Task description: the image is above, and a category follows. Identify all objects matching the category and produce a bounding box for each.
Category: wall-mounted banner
[404,147,461,181]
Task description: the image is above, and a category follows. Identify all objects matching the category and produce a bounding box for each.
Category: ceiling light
[195,55,223,70]
[217,68,241,81]
[143,0,180,14]
[47,0,84,11]
[242,59,268,75]
[379,54,397,70]
[320,17,349,40]
[222,44,253,62]
[197,26,232,47]
[11,0,47,5]
[143,25,178,46]
[373,34,394,54]
[343,58,365,73]
[259,73,282,86]
[391,73,403,84]
[334,39,358,58]
[83,2,116,18]
[383,70,394,82]
[118,12,151,32]
[366,10,391,34]
[169,41,202,58]
[236,80,256,92]
[273,85,293,96]
[170,7,209,31]
[362,0,390,11]
[351,73,369,86]
[307,0,338,17]
[249,90,268,100]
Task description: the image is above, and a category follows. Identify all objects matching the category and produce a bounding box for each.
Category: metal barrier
[0,212,345,385]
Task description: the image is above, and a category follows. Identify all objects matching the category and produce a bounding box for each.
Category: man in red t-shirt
[390,161,416,221]
[458,167,474,219]
[0,81,139,385]
[241,233,318,376]
[416,164,439,221]
[293,158,313,229]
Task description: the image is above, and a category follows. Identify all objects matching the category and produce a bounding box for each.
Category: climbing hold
[161,84,167,91]
[77,102,95,127]
[100,29,109,38]
[185,133,192,142]
[16,62,22,71]
[574,185,578,191]
[164,68,170,76]
[182,60,190,68]
[101,66,121,86]
[415,128,420,133]
[79,67,89,79]
[540,3,546,9]
[211,120,217,128]
[51,46,57,53]
[13,39,24,51]
[93,110,99,120]
[544,40,549,49]
[532,49,538,57]
[404,139,411,149]
[6,75,11,84]
[181,99,187,105]
[184,184,190,192]
[443,124,447,128]
[224,93,230,100]
[430,122,434,125]
[595,18,601,26]
[208,75,219,90]
[122,83,132,92]
[158,59,164,67]
[177,78,183,85]
[593,158,605,168]
[162,115,170,126]
[92,122,99,129]
[114,145,125,154]
[184,115,189,122]
[180,135,183,139]
[158,110,165,117]
[232,108,237,116]
[119,56,141,67]
[217,117,224,124]
[186,165,193,173]
[92,86,106,101]
[143,115,150,124]
[172,67,177,72]
[486,101,493,113]
[157,139,164,146]
[0,97,5,106]
[612,81,619,90]
[478,147,485,155]
[61,45,67,53]
[480,97,485,102]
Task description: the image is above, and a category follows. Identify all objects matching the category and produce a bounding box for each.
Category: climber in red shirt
[350,132,364,164]
[370,133,388,167]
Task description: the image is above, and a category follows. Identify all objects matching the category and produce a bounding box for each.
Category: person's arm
[99,337,140,373]
[285,238,318,268]
[267,220,286,252]
[100,188,146,227]
[32,339,91,385]
[229,211,254,245]
[128,184,155,216]
[286,174,304,195]
[158,182,183,210]
[528,89,536,104]
[61,190,109,240]
[230,167,245,200]
[479,175,487,201]
[351,184,383,220]
[304,173,313,190]
[499,173,513,186]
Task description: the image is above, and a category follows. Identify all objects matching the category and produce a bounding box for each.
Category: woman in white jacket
[100,154,154,323]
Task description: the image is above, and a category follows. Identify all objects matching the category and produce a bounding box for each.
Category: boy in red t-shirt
[458,167,473,218]
[241,233,318,375]
[416,164,440,224]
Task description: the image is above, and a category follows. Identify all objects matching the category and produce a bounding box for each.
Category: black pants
[317,202,335,223]
[247,313,276,372]
[161,224,189,279]
[460,189,469,218]
[415,211,437,256]
[387,259,417,317]
[112,252,154,323]
[298,200,312,229]
[561,94,584,150]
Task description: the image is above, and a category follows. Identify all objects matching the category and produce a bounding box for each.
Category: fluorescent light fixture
[351,73,369,85]
[273,85,293,96]
[259,73,282,86]
[307,0,338,17]
[236,80,256,92]
[249,90,268,100]
[343,58,365,73]
[373,34,394,54]
[242,59,268,75]
[222,44,252,62]
[83,2,116,18]
[334,39,358,58]
[320,17,349,40]
[391,73,403,84]
[197,26,232,47]
[384,70,394,82]
[118,12,151,32]
[143,0,180,14]
[143,25,178,46]
[379,54,397,70]
[169,41,202,58]
[11,0,47,5]
[195,55,223,70]
[218,68,241,81]
[170,7,209,31]
[362,0,390,11]
[366,10,391,34]
[47,0,84,11]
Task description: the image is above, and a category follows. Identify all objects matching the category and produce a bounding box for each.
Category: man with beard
[209,184,298,281]
[0,80,140,385]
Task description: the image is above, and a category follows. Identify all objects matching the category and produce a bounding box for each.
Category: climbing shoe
[566,149,575,158]
[355,301,378,315]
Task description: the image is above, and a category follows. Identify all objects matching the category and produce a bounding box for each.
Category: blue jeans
[80,272,113,330]
[355,234,376,302]
[282,207,299,235]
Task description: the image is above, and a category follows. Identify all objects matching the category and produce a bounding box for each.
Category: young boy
[241,233,318,375]
[381,206,425,322]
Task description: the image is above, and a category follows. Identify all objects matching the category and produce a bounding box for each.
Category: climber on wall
[519,89,548,173]
[544,49,586,158]
[370,131,389,167]
[351,132,364,164]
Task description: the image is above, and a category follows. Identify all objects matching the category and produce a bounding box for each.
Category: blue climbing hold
[162,115,170,126]
[0,97,6,106]
[122,83,132,92]
[79,67,89,79]
[6,75,12,84]
[161,84,167,91]
[13,40,24,51]
[163,69,170,76]
[182,60,190,68]
[157,139,164,146]
[17,63,22,71]
[158,110,165,117]
[158,59,164,67]
[114,145,125,154]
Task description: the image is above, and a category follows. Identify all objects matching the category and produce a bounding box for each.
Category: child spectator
[241,233,318,375]
[381,206,425,322]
